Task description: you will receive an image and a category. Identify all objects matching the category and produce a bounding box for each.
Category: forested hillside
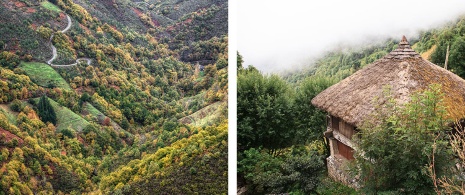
[238,15,465,194]
[283,15,465,84]
[0,0,227,194]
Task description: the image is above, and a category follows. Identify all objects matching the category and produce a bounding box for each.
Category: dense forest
[238,15,465,194]
[0,0,227,194]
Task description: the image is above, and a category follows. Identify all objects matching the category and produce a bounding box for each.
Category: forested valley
[0,0,227,194]
[238,15,465,194]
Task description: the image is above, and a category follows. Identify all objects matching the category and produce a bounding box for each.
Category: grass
[196,71,205,82]
[83,102,102,118]
[41,1,61,12]
[82,102,125,132]
[50,99,89,132]
[20,62,71,90]
[177,91,206,112]
[82,102,107,124]
[31,97,90,132]
[178,101,226,127]
[421,44,437,61]
[0,104,17,125]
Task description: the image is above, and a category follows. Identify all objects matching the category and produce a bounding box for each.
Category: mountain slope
[0,0,227,193]
[283,15,465,84]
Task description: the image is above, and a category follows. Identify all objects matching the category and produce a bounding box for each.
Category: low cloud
[238,0,465,73]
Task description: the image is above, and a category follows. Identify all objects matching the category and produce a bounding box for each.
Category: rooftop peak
[401,35,408,43]
[384,36,421,59]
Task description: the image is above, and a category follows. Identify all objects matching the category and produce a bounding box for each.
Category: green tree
[354,84,453,194]
[9,99,23,112]
[293,77,335,145]
[37,95,57,125]
[60,128,74,139]
[237,51,244,71]
[449,36,465,78]
[80,92,91,102]
[0,51,20,69]
[237,66,294,154]
[238,147,324,194]
[49,165,82,193]
[216,56,227,69]
[121,117,130,129]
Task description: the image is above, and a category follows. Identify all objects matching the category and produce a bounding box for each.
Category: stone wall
[327,155,359,188]
[325,115,360,188]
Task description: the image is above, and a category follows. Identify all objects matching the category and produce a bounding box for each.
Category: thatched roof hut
[311,36,465,127]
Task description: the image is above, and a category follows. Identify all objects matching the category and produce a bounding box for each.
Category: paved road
[47,14,92,67]
[46,33,57,65]
[61,15,72,33]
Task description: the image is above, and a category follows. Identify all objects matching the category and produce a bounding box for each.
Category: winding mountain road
[62,15,72,33]
[47,15,92,67]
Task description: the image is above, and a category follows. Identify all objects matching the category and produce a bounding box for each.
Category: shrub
[10,99,23,112]
[60,128,74,139]
[238,147,324,194]
[354,84,453,194]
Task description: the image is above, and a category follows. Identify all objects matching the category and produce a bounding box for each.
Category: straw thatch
[311,36,465,127]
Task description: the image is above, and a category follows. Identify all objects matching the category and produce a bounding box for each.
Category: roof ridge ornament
[384,36,421,59]
[401,35,408,43]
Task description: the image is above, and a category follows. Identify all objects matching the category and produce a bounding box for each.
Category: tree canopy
[37,95,57,125]
[354,84,453,194]
[238,67,295,152]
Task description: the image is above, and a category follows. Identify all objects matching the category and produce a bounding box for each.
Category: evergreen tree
[38,95,57,125]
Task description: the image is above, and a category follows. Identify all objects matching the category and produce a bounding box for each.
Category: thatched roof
[311,36,465,127]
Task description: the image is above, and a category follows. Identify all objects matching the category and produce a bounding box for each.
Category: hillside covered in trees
[238,15,465,194]
[283,16,465,84]
[0,0,227,194]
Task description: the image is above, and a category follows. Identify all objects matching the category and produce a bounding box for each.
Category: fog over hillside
[238,0,465,73]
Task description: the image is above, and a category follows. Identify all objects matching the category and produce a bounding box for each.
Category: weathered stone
[327,155,359,188]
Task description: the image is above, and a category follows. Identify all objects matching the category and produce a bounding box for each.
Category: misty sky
[238,0,465,73]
